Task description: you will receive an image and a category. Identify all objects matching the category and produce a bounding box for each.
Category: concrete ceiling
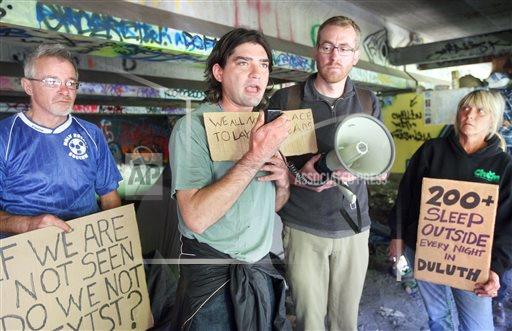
[1,0,447,92]
[344,0,512,42]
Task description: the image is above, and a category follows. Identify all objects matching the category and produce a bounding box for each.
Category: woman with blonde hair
[388,89,512,330]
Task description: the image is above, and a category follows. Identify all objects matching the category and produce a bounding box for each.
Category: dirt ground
[357,235,512,331]
[361,178,512,331]
[358,236,429,330]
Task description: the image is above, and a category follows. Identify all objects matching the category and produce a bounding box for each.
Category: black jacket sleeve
[389,142,430,241]
[491,160,512,277]
[370,92,382,120]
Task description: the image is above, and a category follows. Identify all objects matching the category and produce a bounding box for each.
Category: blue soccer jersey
[0,112,122,235]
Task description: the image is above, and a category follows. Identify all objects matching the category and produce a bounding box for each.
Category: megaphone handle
[336,183,363,234]
[337,185,357,205]
[286,162,329,187]
[277,150,329,187]
[339,200,362,234]
[313,153,333,177]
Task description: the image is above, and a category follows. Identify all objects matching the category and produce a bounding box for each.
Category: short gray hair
[24,44,78,79]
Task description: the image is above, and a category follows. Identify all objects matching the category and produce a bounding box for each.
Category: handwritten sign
[0,205,152,330]
[382,93,444,173]
[203,109,317,161]
[415,178,499,291]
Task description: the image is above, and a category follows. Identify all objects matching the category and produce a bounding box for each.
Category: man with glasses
[0,44,122,238]
[269,16,381,330]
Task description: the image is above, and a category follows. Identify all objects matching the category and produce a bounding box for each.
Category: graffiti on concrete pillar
[0,0,14,19]
[363,29,389,66]
[0,75,205,101]
[0,103,28,113]
[0,102,188,115]
[310,24,320,46]
[122,58,137,71]
[0,75,19,91]
[427,39,507,62]
[383,93,446,173]
[389,95,433,141]
[1,2,315,75]
[1,2,218,62]
[272,50,315,72]
[34,3,217,52]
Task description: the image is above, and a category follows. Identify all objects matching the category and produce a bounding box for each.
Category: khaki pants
[282,226,369,331]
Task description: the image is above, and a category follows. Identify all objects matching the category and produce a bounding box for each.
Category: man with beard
[169,28,291,330]
[0,44,122,238]
[269,16,381,330]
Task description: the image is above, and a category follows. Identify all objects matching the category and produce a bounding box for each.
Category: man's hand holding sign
[203,109,317,162]
[0,205,152,331]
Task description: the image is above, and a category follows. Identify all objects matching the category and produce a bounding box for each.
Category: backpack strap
[284,83,304,110]
[355,87,375,116]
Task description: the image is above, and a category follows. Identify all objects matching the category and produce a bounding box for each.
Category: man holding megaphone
[269,16,391,331]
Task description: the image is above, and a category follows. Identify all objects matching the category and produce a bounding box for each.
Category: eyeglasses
[317,42,356,55]
[27,77,80,90]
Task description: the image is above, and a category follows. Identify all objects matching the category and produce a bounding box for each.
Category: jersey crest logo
[63,133,89,160]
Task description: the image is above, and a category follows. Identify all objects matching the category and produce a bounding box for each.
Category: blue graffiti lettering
[273,53,313,71]
[35,3,216,52]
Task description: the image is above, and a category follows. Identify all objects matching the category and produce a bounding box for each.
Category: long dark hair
[204,28,273,104]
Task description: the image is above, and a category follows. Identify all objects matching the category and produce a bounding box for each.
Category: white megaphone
[314,113,395,204]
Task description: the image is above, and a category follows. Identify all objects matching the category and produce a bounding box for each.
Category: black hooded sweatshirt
[389,130,512,277]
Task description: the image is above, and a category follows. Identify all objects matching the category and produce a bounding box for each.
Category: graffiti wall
[0,111,175,164]
[0,0,415,66]
[0,43,206,82]
[0,1,317,76]
[382,93,446,173]
[351,67,409,89]
[272,50,315,72]
[0,102,188,115]
[134,0,414,61]
[0,1,432,89]
[384,88,512,172]
[0,109,177,199]
[0,1,216,62]
[0,76,205,101]
[425,32,511,63]
[83,114,174,165]
[363,29,389,66]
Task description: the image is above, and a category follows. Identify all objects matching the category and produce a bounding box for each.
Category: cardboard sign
[204,109,317,161]
[415,178,499,291]
[0,205,152,330]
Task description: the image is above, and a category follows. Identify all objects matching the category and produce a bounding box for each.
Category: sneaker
[492,300,506,327]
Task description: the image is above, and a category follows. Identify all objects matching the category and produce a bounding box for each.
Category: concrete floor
[358,237,512,330]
